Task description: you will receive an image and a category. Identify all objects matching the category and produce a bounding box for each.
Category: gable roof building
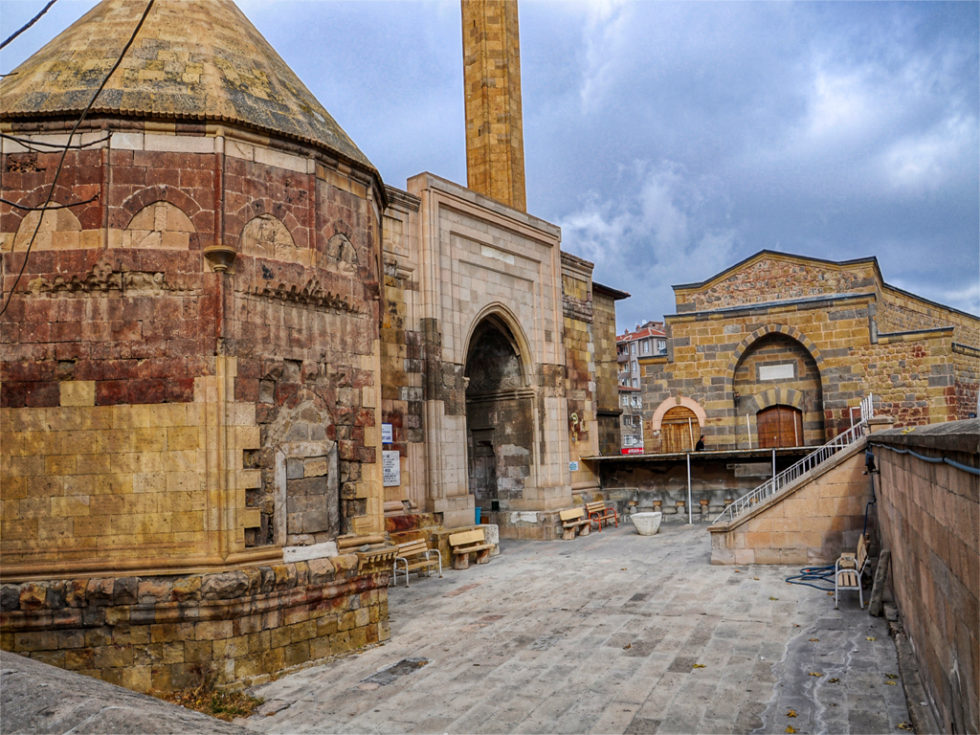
[639,250,978,453]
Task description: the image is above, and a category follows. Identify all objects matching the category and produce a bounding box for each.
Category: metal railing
[712,394,874,525]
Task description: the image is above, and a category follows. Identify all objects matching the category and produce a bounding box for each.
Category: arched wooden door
[662,406,699,453]
[757,405,803,448]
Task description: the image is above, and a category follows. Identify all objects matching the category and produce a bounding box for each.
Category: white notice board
[382,450,401,487]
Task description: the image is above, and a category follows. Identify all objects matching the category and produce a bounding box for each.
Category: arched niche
[12,206,84,251]
[651,396,707,454]
[463,310,534,510]
[116,201,195,250]
[241,214,303,264]
[732,331,824,447]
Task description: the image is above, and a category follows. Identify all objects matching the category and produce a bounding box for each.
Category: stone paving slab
[243,522,910,734]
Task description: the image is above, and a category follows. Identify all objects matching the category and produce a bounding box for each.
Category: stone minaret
[461,0,526,212]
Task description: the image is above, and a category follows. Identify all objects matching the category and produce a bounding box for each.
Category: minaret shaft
[461,0,527,212]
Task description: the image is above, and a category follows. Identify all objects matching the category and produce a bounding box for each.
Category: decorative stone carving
[249,276,357,313]
[325,233,358,272]
[202,244,237,272]
[241,214,304,264]
[27,257,169,293]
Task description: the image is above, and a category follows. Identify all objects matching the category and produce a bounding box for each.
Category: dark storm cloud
[3,0,976,329]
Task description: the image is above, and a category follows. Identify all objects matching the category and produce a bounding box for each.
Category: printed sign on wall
[382,450,400,486]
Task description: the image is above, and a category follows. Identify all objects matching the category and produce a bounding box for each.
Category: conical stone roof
[0,0,375,172]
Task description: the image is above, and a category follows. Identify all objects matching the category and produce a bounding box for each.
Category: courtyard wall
[872,420,979,734]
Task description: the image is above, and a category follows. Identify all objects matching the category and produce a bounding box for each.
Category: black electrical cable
[0,131,112,150]
[0,195,99,211]
[0,0,156,317]
[0,0,58,51]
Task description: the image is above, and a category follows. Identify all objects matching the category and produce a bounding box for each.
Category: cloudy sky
[2,0,977,330]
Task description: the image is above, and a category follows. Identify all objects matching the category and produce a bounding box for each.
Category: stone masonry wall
[1,365,258,570]
[644,254,979,455]
[953,345,979,419]
[708,441,873,565]
[646,301,875,450]
[1,127,385,567]
[593,289,622,455]
[561,253,600,492]
[0,555,390,693]
[376,187,427,509]
[675,256,877,313]
[872,421,978,734]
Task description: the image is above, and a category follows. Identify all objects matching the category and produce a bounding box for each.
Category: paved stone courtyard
[244,522,910,734]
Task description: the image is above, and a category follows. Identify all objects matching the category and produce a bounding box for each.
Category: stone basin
[631,511,663,536]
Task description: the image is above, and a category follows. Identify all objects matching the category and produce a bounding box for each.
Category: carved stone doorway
[464,316,532,511]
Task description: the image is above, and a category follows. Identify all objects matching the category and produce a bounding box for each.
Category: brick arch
[463,302,534,385]
[240,214,297,260]
[231,197,308,252]
[650,395,707,432]
[725,324,823,393]
[113,186,203,231]
[6,184,101,230]
[741,387,806,415]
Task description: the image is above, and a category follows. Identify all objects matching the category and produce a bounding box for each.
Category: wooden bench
[585,500,618,531]
[448,528,493,570]
[559,507,591,540]
[392,537,442,587]
[835,534,869,609]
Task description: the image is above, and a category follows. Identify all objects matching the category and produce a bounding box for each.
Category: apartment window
[641,340,649,355]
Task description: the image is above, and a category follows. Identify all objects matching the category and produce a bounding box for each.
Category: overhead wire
[0,195,99,211]
[0,0,58,51]
[0,0,157,317]
[0,131,113,151]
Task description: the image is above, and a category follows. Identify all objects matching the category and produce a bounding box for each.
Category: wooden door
[661,406,698,453]
[757,405,803,448]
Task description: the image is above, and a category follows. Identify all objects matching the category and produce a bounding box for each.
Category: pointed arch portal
[464,314,533,510]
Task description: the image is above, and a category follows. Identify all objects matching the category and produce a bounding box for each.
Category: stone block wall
[592,287,623,455]
[1,126,386,571]
[379,189,426,509]
[561,252,600,492]
[0,555,390,692]
[708,440,874,565]
[1,367,258,570]
[643,253,979,455]
[872,421,978,734]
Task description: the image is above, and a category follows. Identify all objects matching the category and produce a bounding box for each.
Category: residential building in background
[616,321,666,452]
